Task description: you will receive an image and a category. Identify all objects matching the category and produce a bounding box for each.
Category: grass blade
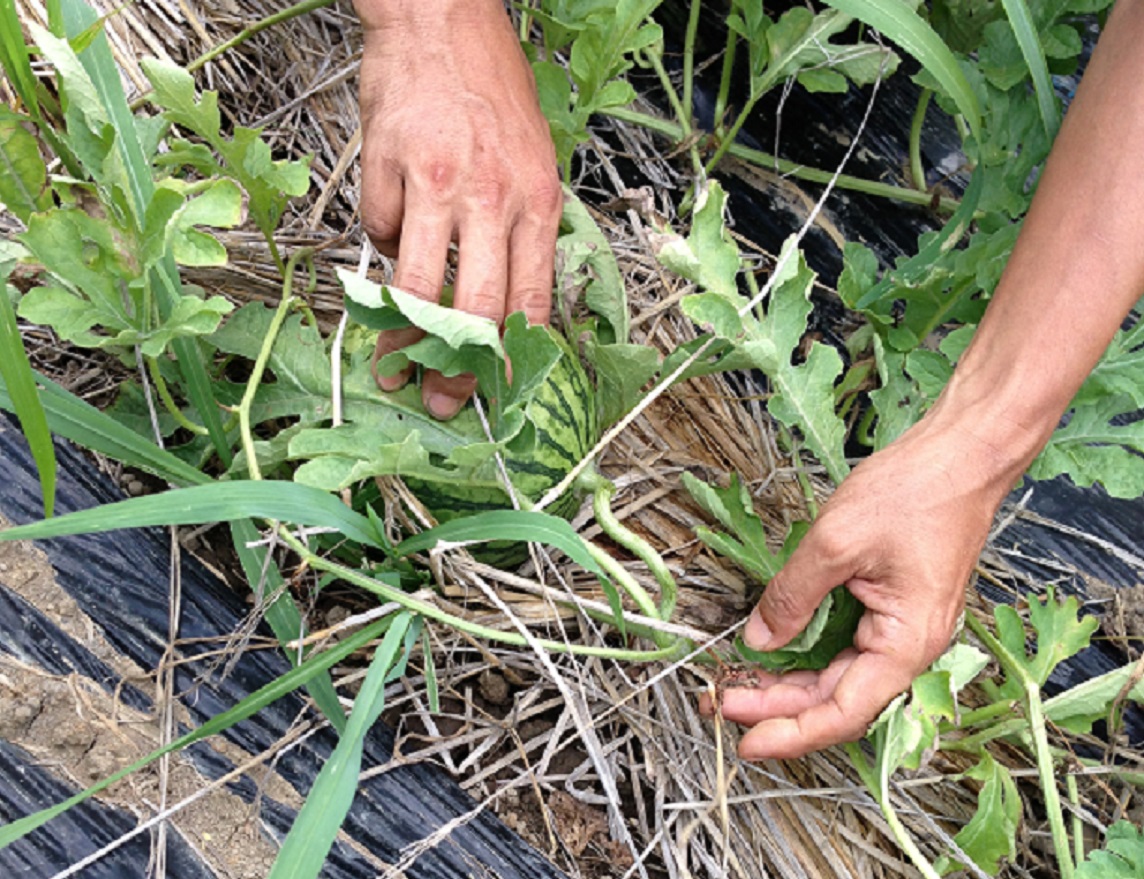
[821,0,981,137]
[0,616,392,850]
[998,0,1058,137]
[0,368,208,486]
[421,628,439,713]
[0,0,42,119]
[395,508,604,576]
[0,371,349,729]
[267,613,414,879]
[230,518,347,733]
[0,283,56,517]
[0,481,386,549]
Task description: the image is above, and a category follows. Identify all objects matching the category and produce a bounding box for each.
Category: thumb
[745,524,855,651]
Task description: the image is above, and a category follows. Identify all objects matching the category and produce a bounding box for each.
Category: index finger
[736,650,918,760]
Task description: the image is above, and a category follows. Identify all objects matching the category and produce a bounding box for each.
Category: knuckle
[362,215,400,247]
[415,158,460,201]
[463,288,504,320]
[920,628,953,666]
[511,286,553,319]
[810,523,850,564]
[525,174,563,222]
[394,269,441,302]
[760,576,804,626]
[472,174,510,215]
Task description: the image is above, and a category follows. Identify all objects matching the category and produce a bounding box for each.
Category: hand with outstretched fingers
[700,399,1026,759]
[354,0,562,419]
[699,0,1144,759]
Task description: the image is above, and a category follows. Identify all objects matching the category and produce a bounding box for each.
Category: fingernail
[426,393,463,420]
[377,374,405,392]
[744,607,773,651]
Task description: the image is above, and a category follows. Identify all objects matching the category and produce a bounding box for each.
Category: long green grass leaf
[395,508,603,575]
[998,0,1058,137]
[230,518,347,733]
[0,275,56,517]
[820,0,981,137]
[0,0,41,119]
[267,613,413,879]
[0,616,392,850]
[421,628,439,713]
[0,481,386,549]
[0,368,208,486]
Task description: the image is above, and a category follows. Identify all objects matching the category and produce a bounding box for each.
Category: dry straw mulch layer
[7,1,1144,877]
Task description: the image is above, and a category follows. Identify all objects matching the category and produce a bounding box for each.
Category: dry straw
[9,1,1140,877]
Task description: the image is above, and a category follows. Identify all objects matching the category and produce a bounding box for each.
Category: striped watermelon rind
[403,343,598,564]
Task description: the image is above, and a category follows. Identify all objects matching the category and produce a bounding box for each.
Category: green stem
[129,0,336,110]
[702,91,763,178]
[1067,772,1084,867]
[602,107,961,213]
[856,403,877,448]
[146,356,209,436]
[713,25,737,140]
[909,89,933,193]
[277,527,684,662]
[966,614,1075,879]
[589,478,679,623]
[239,248,313,480]
[951,698,1018,730]
[681,0,702,135]
[644,47,704,177]
[779,426,819,519]
[844,743,942,879]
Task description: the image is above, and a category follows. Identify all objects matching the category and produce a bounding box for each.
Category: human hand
[355,0,562,419]
[700,404,1027,759]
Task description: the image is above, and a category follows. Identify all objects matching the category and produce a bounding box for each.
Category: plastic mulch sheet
[0,414,566,879]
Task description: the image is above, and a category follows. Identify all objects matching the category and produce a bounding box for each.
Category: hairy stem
[590,478,679,622]
[713,24,738,140]
[277,527,683,661]
[950,698,1017,730]
[1066,772,1084,867]
[644,47,704,177]
[702,91,760,177]
[681,0,702,135]
[146,356,209,436]
[130,0,336,110]
[603,106,961,213]
[844,742,942,879]
[966,613,1074,879]
[909,88,933,193]
[239,248,313,480]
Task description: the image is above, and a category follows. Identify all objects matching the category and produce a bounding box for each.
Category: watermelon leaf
[557,192,629,344]
[681,471,862,671]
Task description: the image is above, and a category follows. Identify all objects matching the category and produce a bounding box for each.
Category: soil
[1086,576,1144,656]
[0,515,285,879]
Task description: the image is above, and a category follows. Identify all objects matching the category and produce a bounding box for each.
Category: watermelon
[403,345,599,564]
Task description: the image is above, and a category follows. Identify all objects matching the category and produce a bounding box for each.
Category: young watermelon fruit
[402,343,599,565]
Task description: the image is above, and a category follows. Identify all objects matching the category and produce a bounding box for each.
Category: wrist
[354,0,503,33]
[920,361,1058,501]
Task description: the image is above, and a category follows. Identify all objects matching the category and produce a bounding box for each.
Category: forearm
[934,0,1144,479]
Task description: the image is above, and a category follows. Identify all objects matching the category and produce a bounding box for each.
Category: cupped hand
[700,405,1026,759]
[355,0,562,419]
